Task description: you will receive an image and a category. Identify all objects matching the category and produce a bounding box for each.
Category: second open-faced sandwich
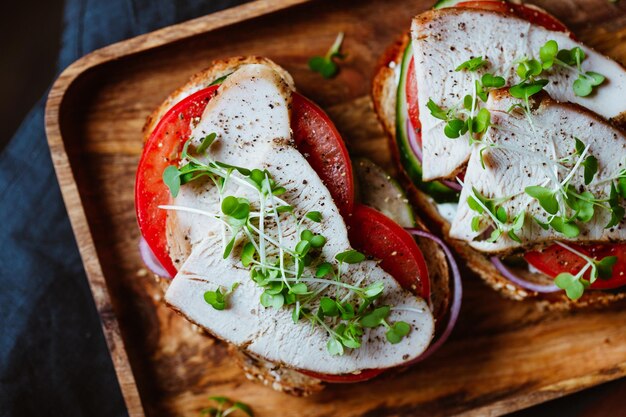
[373,0,626,307]
[135,57,460,395]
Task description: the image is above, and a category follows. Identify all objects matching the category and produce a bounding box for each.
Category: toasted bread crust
[371,35,626,310]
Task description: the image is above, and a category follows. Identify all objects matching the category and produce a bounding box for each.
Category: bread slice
[141,56,453,395]
[372,33,626,310]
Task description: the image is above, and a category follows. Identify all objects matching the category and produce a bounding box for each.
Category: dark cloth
[0,1,243,416]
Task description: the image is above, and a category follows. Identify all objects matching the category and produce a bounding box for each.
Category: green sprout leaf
[289,282,309,295]
[444,118,466,138]
[300,229,314,242]
[573,72,605,97]
[197,132,217,154]
[295,240,311,257]
[386,321,411,344]
[309,32,345,79]
[360,306,390,328]
[574,137,586,155]
[231,402,254,417]
[583,155,598,185]
[315,262,333,278]
[327,338,344,355]
[471,216,482,232]
[221,196,239,216]
[215,161,251,176]
[223,236,236,259]
[481,73,506,88]
[516,58,542,80]
[495,206,508,223]
[363,281,385,298]
[525,185,559,215]
[309,235,327,248]
[163,165,182,197]
[305,211,323,223]
[338,302,355,320]
[509,79,549,101]
[507,229,522,243]
[550,217,580,238]
[208,73,231,86]
[241,242,256,267]
[606,184,625,229]
[426,98,448,120]
[539,40,558,69]
[208,396,230,405]
[320,297,339,316]
[260,292,284,309]
[463,94,474,111]
[467,195,484,214]
[512,210,525,230]
[597,256,618,279]
[335,250,366,264]
[472,108,491,134]
[555,272,585,300]
[455,56,488,72]
[574,192,595,223]
[204,288,226,310]
[475,79,488,102]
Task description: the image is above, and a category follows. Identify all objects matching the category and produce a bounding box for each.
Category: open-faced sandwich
[372,0,626,307]
[135,57,460,395]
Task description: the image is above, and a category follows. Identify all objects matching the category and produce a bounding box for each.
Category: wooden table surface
[42,0,626,416]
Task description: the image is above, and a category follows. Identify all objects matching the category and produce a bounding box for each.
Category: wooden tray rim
[43,0,626,415]
[44,1,310,415]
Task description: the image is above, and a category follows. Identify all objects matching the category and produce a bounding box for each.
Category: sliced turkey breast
[411,8,626,181]
[450,89,626,253]
[163,64,434,375]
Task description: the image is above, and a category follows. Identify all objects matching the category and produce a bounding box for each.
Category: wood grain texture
[44,0,626,416]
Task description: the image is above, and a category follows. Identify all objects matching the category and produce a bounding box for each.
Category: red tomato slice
[405,57,421,143]
[135,86,355,276]
[292,94,354,217]
[135,85,220,277]
[525,243,626,290]
[302,204,431,383]
[349,204,430,299]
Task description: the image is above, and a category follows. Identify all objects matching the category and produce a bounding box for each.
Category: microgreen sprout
[466,186,525,243]
[522,139,626,237]
[427,57,502,141]
[204,283,240,311]
[161,135,416,355]
[553,242,617,300]
[455,56,488,72]
[200,396,253,417]
[309,32,345,79]
[531,40,606,97]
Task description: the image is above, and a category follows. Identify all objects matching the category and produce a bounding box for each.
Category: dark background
[1,1,625,416]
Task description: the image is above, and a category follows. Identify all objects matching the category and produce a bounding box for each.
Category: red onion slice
[441,179,463,192]
[490,256,560,293]
[406,117,462,192]
[406,118,423,162]
[405,228,462,363]
[139,237,173,278]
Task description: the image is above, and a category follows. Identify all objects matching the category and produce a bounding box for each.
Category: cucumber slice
[354,157,415,228]
[395,42,459,203]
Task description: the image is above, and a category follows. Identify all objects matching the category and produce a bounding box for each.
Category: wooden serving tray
[45,0,626,415]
